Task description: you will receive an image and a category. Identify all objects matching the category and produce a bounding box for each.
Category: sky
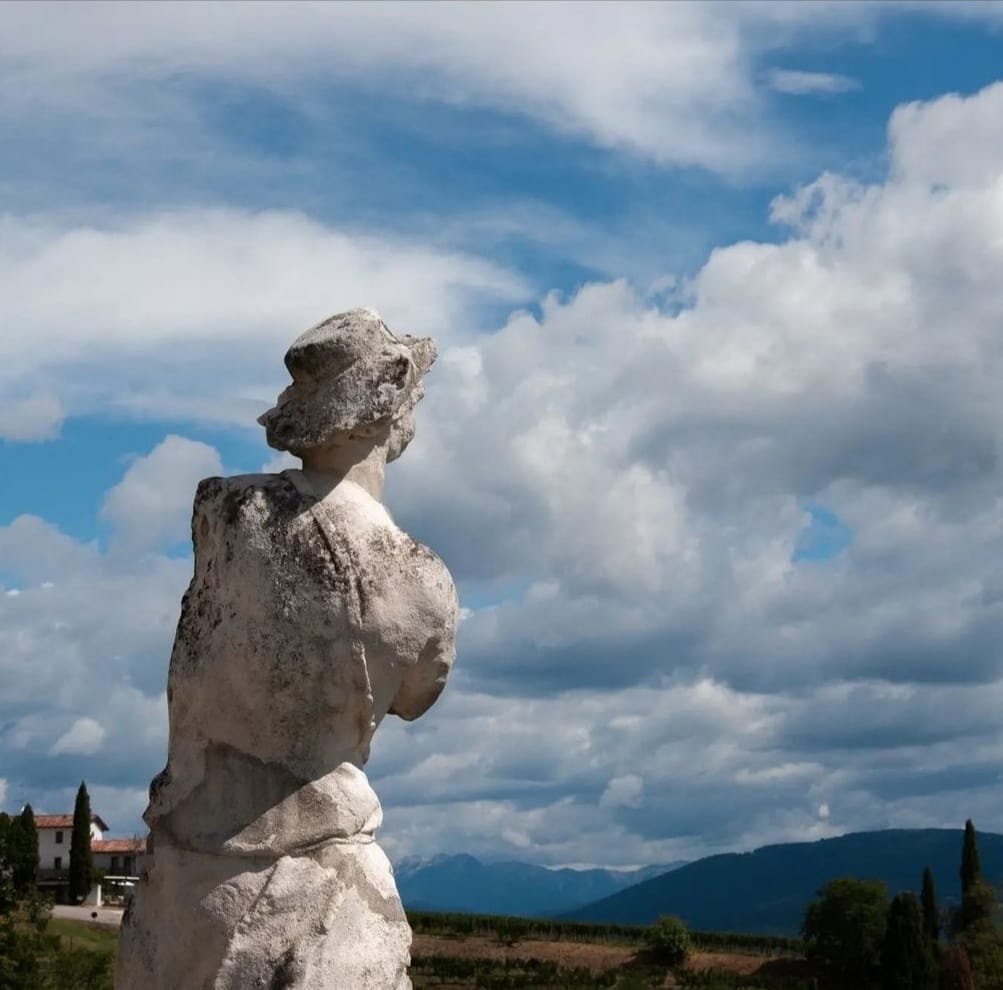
[3,1,1003,870]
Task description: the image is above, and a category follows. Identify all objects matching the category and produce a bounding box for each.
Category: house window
[124,857,134,875]
[54,856,62,869]
[55,830,64,844]
[111,856,120,872]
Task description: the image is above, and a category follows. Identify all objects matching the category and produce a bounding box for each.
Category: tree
[921,866,940,944]
[956,880,1003,990]
[0,828,48,990]
[960,912,1003,990]
[954,821,995,935]
[960,820,981,900]
[0,816,12,914]
[804,877,889,987]
[0,810,94,990]
[0,899,45,990]
[938,946,974,990]
[10,808,38,897]
[882,892,935,990]
[959,876,996,934]
[645,915,691,966]
[69,781,94,903]
[951,820,1003,986]
[0,814,32,907]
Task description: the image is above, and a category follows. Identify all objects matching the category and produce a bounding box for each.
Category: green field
[31,913,809,990]
[46,918,118,954]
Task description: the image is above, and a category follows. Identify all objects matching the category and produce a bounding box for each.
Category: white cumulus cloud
[0,209,527,425]
[0,391,64,442]
[101,435,224,553]
[51,717,106,756]
[600,774,645,810]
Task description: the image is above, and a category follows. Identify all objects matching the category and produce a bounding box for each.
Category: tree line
[0,806,39,904]
[803,819,1003,989]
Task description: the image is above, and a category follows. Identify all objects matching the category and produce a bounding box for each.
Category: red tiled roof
[35,813,109,831]
[92,838,146,854]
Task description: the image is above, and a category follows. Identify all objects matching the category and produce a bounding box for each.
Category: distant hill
[562,828,1003,935]
[394,853,683,917]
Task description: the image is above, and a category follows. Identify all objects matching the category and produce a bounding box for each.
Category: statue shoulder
[193,472,303,518]
[187,474,308,558]
[403,534,453,582]
[330,491,457,624]
[400,533,459,623]
[194,471,294,500]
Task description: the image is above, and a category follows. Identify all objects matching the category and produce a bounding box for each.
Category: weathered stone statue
[116,309,458,989]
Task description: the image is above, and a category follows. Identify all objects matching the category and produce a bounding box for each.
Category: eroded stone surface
[116,310,457,990]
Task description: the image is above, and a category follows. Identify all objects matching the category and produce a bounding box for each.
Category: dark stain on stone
[148,766,170,803]
[268,948,298,990]
[266,475,307,522]
[353,571,369,619]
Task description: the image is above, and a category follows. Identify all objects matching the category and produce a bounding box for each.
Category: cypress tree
[882,892,935,990]
[12,805,39,894]
[961,820,981,898]
[922,866,940,943]
[958,820,996,935]
[68,781,94,903]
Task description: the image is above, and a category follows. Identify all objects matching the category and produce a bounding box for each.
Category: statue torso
[146,471,455,857]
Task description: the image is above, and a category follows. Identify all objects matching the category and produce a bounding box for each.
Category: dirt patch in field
[409,934,806,986]
[411,933,639,972]
[412,934,797,982]
[686,950,766,975]
[686,952,817,985]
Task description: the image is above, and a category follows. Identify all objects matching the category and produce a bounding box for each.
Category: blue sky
[3,1,1003,867]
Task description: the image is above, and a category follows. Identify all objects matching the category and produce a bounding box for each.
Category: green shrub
[645,914,691,965]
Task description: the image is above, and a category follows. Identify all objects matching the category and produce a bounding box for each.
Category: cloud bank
[0,3,763,170]
[3,1,968,174]
[4,78,1003,864]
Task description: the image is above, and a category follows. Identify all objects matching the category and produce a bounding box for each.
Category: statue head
[259,308,436,463]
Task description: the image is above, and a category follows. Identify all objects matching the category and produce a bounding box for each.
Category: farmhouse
[35,812,108,893]
[92,836,148,878]
[33,811,148,902]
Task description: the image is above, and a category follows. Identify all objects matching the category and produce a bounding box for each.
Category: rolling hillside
[562,828,1003,935]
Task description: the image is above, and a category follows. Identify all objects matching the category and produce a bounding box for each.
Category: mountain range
[395,829,1003,936]
[562,828,1003,935]
[394,852,683,917]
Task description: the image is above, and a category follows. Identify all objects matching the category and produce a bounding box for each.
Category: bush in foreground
[645,914,691,966]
